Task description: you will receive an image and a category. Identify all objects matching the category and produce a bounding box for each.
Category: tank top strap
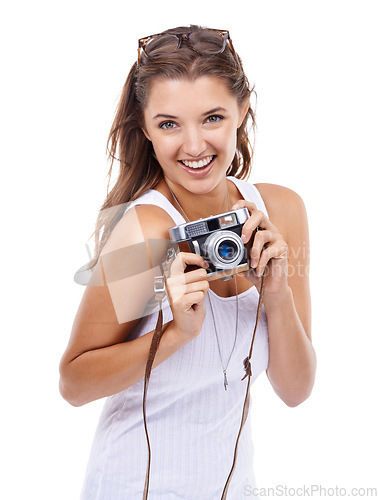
[227,176,269,219]
[124,179,269,222]
[124,189,186,226]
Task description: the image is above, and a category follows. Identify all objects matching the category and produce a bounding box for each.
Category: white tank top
[80,177,269,500]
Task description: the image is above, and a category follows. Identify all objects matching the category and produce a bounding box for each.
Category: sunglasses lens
[189,30,226,54]
[143,34,179,58]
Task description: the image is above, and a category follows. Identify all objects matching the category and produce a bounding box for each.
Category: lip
[179,155,214,163]
[178,155,216,178]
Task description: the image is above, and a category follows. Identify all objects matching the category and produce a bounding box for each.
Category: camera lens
[203,230,245,270]
[218,240,238,261]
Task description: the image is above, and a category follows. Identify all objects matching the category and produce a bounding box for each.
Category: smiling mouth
[179,155,216,170]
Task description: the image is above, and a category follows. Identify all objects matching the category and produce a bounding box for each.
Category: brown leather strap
[142,270,267,499]
[142,302,164,500]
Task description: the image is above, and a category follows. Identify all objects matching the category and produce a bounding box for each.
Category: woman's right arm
[59,205,209,407]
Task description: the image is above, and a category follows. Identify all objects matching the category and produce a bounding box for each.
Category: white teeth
[181,155,214,169]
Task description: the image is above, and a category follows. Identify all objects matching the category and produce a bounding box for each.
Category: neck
[164,177,231,221]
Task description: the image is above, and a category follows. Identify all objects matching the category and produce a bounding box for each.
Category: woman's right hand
[165,252,210,341]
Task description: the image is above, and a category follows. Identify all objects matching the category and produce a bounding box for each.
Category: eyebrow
[152,107,227,120]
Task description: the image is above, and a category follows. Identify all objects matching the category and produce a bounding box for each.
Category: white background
[1,1,377,499]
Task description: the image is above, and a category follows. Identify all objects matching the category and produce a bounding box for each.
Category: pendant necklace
[165,181,239,391]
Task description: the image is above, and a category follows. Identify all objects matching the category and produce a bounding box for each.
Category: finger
[182,291,208,311]
[169,252,208,276]
[249,229,274,267]
[232,200,276,242]
[242,212,276,244]
[183,268,209,284]
[166,269,207,289]
[232,199,259,214]
[255,242,288,277]
[232,200,266,221]
[167,276,210,304]
[183,280,210,296]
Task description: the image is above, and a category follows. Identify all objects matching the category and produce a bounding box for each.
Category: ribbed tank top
[80,176,269,500]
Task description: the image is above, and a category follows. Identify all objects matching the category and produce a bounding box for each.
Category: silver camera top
[169,207,249,242]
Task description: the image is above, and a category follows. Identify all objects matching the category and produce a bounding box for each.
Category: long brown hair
[86,25,257,273]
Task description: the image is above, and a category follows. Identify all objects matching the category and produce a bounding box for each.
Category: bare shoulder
[253,183,308,241]
[134,203,176,236]
[253,182,306,215]
[99,202,175,303]
[103,203,175,253]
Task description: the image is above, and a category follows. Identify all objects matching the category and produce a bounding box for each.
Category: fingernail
[241,234,247,243]
[251,259,257,268]
[256,268,262,277]
[232,204,239,210]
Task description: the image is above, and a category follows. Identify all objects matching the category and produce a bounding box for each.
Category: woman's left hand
[232,200,289,295]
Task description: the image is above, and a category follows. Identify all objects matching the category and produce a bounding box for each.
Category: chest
[209,272,254,298]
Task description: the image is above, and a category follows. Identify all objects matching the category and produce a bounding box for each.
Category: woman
[59,25,316,499]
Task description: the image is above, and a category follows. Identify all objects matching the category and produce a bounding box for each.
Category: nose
[181,126,207,158]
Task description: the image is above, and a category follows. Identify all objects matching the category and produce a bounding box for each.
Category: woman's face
[142,76,248,196]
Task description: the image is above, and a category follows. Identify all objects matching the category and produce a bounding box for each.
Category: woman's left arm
[232,185,316,407]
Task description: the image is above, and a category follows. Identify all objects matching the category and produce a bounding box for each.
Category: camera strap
[142,268,267,500]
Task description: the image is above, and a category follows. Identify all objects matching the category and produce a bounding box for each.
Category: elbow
[59,376,85,407]
[269,370,316,408]
[283,388,313,408]
[281,376,316,408]
[273,351,317,408]
[59,361,88,407]
[284,398,303,408]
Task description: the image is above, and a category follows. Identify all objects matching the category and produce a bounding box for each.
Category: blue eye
[206,115,224,123]
[159,121,176,130]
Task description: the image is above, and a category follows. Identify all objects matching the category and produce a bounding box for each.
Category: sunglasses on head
[137,29,238,66]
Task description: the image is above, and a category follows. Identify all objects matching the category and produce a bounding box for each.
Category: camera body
[169,208,255,281]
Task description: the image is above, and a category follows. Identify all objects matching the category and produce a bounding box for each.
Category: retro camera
[169,208,256,281]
